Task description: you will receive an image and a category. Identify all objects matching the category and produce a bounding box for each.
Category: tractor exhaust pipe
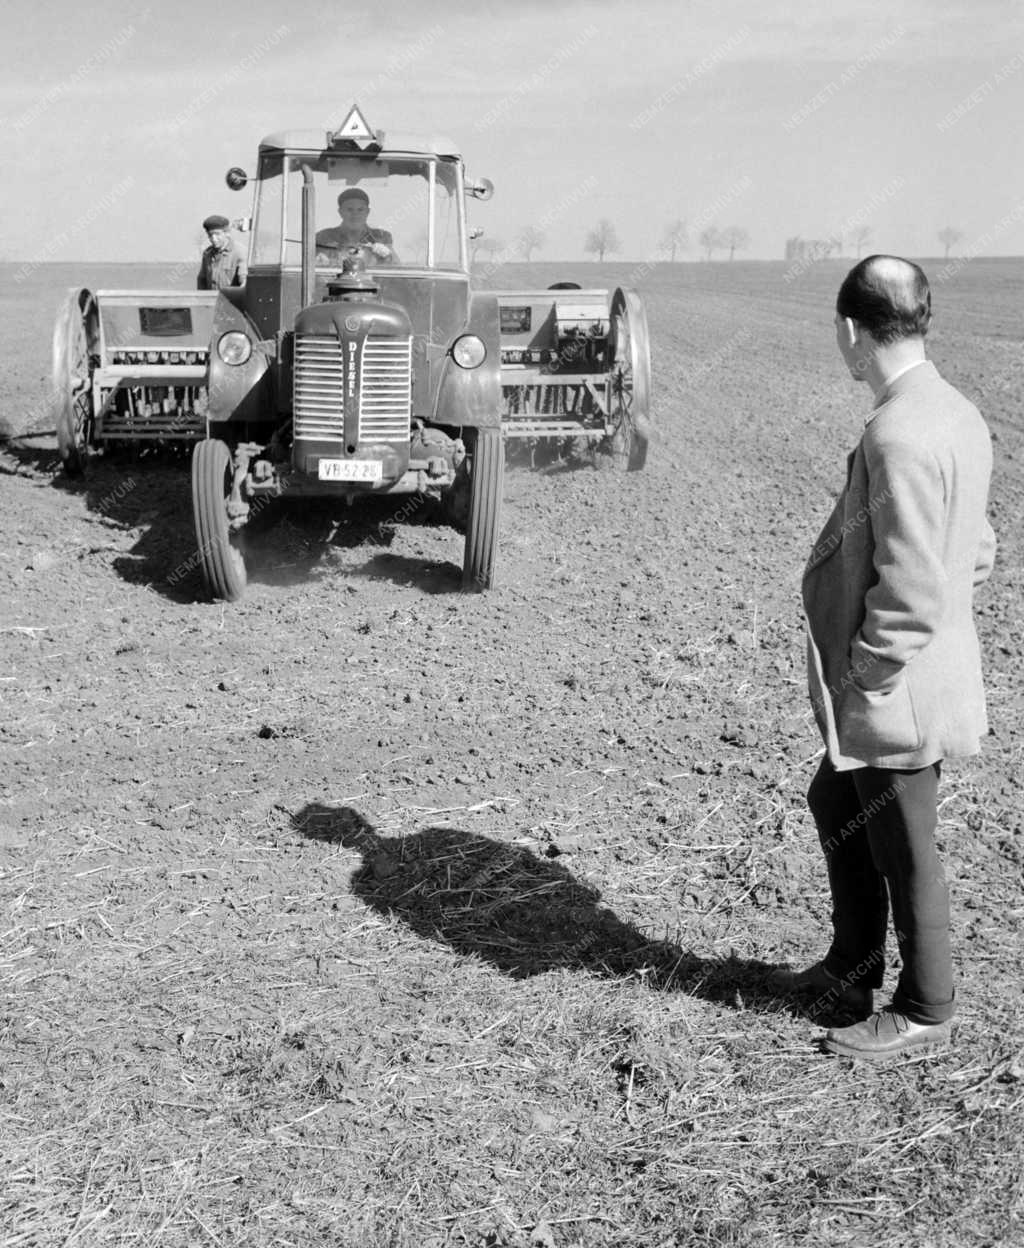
[300,163,316,308]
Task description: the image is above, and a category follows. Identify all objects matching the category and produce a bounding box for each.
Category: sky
[3,0,1024,264]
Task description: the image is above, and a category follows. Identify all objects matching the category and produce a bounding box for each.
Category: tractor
[52,106,650,599]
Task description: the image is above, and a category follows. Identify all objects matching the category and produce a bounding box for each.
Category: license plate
[317,458,382,482]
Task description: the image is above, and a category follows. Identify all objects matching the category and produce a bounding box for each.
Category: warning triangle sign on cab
[335,104,374,145]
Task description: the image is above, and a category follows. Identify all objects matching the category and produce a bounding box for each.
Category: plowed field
[2,259,1022,1247]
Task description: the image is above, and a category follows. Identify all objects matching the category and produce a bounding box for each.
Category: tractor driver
[315,188,397,265]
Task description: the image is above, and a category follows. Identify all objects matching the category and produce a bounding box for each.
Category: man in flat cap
[315,189,397,265]
[775,255,997,1060]
[196,215,246,290]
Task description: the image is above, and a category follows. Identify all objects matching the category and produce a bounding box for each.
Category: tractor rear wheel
[605,287,651,471]
[191,438,248,602]
[52,288,99,475]
[462,427,503,591]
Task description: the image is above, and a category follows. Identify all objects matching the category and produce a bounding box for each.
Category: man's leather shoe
[823,1008,953,1061]
[770,960,873,1019]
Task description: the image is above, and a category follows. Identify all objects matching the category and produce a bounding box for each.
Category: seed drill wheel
[605,287,651,471]
[52,288,99,474]
[462,426,504,591]
[191,438,248,602]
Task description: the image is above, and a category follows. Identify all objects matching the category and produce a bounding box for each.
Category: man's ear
[842,316,860,348]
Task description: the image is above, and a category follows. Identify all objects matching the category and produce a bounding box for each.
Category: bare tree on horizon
[852,225,873,258]
[698,225,723,261]
[938,226,964,260]
[480,236,505,263]
[517,225,546,262]
[722,225,750,261]
[584,219,622,263]
[659,219,688,262]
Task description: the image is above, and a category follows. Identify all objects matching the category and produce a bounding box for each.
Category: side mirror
[225,167,249,191]
[467,177,494,202]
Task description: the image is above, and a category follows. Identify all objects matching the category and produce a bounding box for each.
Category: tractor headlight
[451,335,486,369]
[217,332,252,365]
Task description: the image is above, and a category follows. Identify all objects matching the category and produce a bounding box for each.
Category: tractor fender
[206,293,274,429]
[432,290,502,430]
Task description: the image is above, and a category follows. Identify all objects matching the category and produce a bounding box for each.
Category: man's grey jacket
[803,360,996,772]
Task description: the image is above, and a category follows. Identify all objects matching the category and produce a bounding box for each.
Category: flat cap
[203,214,230,231]
[337,188,370,207]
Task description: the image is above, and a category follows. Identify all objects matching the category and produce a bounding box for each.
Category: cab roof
[258,130,462,159]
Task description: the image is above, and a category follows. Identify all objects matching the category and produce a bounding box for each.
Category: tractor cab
[234,107,492,353]
[252,147,466,274]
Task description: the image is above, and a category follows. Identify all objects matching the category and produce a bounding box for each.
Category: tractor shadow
[346,550,463,594]
[1,438,203,602]
[0,435,66,480]
[0,439,466,600]
[293,802,809,1018]
[250,495,465,595]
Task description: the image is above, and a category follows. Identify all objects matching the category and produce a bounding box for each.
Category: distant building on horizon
[784,236,839,263]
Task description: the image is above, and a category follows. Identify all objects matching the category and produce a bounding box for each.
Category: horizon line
[3,254,1024,267]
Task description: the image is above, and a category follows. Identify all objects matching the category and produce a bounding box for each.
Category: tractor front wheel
[462,427,503,591]
[191,438,248,602]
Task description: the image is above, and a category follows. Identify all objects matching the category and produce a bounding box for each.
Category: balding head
[836,254,932,344]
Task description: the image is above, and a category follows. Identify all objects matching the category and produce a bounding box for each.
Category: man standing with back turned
[776,255,997,1060]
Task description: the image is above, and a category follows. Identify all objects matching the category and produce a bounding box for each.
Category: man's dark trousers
[808,757,954,1024]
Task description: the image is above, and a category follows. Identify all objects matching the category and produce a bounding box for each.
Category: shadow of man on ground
[293,802,812,1017]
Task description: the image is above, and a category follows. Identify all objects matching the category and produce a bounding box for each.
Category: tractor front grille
[359,338,413,442]
[293,333,412,443]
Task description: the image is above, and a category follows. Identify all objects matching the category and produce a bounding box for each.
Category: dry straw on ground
[2,258,1023,1246]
